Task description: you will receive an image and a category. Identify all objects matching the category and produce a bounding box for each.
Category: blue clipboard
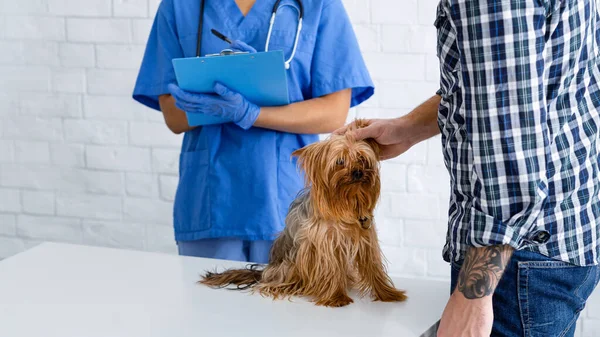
[172,50,290,126]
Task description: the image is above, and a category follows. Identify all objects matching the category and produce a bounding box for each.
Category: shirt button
[533,231,551,244]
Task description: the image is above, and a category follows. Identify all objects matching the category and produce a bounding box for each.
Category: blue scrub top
[132,0,374,242]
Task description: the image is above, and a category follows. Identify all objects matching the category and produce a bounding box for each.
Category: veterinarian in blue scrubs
[132,0,373,263]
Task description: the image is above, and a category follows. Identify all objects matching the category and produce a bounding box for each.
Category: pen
[211,29,232,44]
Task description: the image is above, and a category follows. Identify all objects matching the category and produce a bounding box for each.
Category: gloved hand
[168,83,260,130]
[230,40,257,53]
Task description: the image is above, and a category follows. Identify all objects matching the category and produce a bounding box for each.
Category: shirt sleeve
[450,0,550,249]
[132,0,183,111]
[311,0,374,107]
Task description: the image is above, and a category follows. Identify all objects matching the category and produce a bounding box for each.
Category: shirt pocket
[434,3,461,99]
[266,4,316,60]
[267,30,315,60]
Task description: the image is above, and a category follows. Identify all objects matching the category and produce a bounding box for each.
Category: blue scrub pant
[177,238,273,264]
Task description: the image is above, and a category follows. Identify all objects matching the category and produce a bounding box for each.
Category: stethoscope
[196,0,304,69]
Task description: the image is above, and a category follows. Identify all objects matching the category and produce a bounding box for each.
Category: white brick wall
[0,1,598,334]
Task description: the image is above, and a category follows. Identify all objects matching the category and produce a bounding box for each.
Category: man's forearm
[457,245,514,299]
[403,94,442,146]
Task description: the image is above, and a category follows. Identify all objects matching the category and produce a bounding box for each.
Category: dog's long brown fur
[200,119,407,307]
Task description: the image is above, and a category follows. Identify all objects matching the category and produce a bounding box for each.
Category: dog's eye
[336,158,345,166]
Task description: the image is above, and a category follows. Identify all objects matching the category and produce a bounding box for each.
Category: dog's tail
[199,264,263,290]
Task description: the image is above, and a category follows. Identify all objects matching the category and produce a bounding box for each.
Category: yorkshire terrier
[199,119,407,307]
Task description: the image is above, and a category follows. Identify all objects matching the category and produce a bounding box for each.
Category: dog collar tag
[359,216,372,230]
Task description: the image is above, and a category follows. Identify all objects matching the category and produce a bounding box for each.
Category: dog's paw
[316,293,354,307]
[373,288,407,302]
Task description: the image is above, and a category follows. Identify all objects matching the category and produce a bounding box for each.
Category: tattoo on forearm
[457,245,513,299]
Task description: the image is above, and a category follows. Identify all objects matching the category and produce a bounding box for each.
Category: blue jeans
[450,249,600,336]
[177,238,273,264]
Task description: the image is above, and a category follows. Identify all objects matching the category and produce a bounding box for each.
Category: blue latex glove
[230,40,257,53]
[168,83,260,130]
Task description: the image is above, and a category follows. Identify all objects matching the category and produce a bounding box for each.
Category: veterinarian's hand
[230,40,257,53]
[334,118,416,160]
[437,291,493,337]
[168,83,260,130]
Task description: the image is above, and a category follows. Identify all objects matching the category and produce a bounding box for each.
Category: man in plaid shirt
[338,0,600,335]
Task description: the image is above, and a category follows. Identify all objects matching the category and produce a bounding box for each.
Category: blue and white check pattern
[435,0,600,266]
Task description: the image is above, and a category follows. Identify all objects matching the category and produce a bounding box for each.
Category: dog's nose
[352,169,364,181]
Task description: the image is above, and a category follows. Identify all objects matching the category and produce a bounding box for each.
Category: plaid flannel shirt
[435,0,600,266]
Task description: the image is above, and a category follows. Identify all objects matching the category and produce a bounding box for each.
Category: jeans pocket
[518,261,597,337]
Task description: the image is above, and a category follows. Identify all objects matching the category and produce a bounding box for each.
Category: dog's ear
[337,119,370,136]
[350,119,382,159]
[292,147,306,158]
[352,118,371,130]
[291,142,326,188]
[292,142,322,160]
[291,144,314,173]
[364,138,381,159]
